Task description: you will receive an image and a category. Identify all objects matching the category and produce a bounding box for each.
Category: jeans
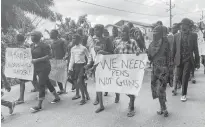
[176,61,191,96]
[35,67,55,100]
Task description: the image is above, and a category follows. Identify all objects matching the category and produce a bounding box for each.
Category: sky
[36,0,205,34]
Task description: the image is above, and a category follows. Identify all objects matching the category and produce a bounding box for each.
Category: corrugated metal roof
[115,20,153,27]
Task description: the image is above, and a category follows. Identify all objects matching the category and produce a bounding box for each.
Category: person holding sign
[68,34,91,105]
[113,25,141,117]
[50,29,66,95]
[91,24,119,113]
[11,34,38,105]
[148,25,171,117]
[30,31,60,112]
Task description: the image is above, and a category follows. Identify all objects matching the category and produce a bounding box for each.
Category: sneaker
[51,98,60,104]
[181,96,187,102]
[9,102,16,114]
[30,106,42,112]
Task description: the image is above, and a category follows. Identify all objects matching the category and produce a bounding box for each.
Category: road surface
[1,67,205,127]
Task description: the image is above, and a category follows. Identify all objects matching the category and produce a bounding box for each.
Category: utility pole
[166,0,175,28]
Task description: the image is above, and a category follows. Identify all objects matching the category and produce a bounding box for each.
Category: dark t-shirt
[31,42,51,71]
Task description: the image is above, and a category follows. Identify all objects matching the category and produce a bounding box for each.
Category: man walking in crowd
[12,34,38,105]
[172,18,200,101]
[68,34,91,105]
[50,29,66,95]
[148,25,171,117]
[77,27,88,47]
[30,31,60,112]
[113,25,141,117]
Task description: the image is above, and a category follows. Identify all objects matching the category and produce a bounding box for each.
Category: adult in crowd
[113,25,141,117]
[50,29,66,95]
[172,18,200,101]
[104,26,120,98]
[68,34,91,105]
[1,41,16,121]
[202,31,205,74]
[189,24,198,84]
[128,22,146,52]
[86,28,95,51]
[148,25,171,117]
[64,32,75,91]
[30,31,60,112]
[167,23,181,95]
[13,34,38,105]
[91,24,114,113]
[103,29,110,38]
[77,27,88,47]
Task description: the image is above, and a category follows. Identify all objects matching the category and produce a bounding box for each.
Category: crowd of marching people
[1,17,205,121]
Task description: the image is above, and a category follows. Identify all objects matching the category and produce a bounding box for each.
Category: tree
[1,0,55,33]
[77,14,91,35]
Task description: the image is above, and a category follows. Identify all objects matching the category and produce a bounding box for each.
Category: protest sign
[4,48,34,80]
[95,54,148,95]
[49,60,67,83]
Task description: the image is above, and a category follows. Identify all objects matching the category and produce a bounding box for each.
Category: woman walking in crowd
[148,25,171,117]
[50,29,66,95]
[91,24,117,113]
[104,26,120,100]
[68,34,91,105]
[113,25,141,117]
[172,18,200,101]
[30,31,60,112]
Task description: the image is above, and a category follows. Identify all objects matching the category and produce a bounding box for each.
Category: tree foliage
[1,0,55,33]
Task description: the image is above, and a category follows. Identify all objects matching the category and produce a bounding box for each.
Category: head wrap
[156,21,163,25]
[121,25,130,33]
[31,31,43,38]
[148,25,168,61]
[50,29,59,35]
[94,24,104,32]
[127,22,134,29]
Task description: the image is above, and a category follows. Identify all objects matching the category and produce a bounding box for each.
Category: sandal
[86,96,90,100]
[157,111,163,115]
[30,106,42,113]
[30,89,38,92]
[93,100,99,105]
[163,110,169,117]
[95,107,104,113]
[72,96,81,100]
[57,90,65,95]
[15,100,24,105]
[127,110,135,117]
[79,100,86,105]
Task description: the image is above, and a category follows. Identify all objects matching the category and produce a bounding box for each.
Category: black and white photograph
[1,0,205,126]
